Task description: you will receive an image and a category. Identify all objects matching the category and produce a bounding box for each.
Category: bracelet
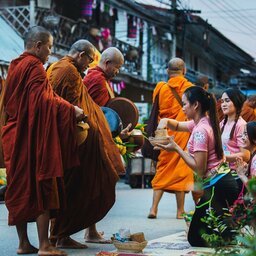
[174,121,179,131]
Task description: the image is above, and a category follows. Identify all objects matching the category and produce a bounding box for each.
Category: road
[0,179,195,255]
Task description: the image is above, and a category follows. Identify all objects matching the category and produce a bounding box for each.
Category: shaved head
[24,26,52,50]
[167,57,185,76]
[69,39,95,55]
[98,47,124,79]
[99,47,124,65]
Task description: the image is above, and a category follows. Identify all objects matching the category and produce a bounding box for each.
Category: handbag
[141,94,160,161]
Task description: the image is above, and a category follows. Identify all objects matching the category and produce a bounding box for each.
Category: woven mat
[96,252,150,256]
[97,232,215,256]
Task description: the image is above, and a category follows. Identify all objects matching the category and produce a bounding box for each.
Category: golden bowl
[112,240,148,253]
[148,136,170,147]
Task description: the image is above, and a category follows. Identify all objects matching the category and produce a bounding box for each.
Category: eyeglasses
[85,52,94,64]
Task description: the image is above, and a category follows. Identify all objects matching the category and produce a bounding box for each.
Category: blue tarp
[0,16,24,64]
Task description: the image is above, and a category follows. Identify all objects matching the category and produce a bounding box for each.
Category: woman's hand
[157,118,169,129]
[235,157,248,176]
[154,136,177,152]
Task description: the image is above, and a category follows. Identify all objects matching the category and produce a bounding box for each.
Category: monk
[1,26,85,256]
[47,40,125,247]
[147,57,194,219]
[241,94,256,122]
[83,47,124,106]
[0,77,6,168]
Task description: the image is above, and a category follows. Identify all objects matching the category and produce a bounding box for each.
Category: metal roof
[0,16,24,65]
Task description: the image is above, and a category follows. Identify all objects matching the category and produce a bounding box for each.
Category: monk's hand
[74,105,86,122]
[154,136,177,152]
[157,118,168,129]
[120,123,132,139]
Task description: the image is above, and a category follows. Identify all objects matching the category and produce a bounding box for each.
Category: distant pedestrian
[195,75,209,91]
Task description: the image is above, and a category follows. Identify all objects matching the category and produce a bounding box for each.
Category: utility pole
[171,0,176,58]
[29,0,35,27]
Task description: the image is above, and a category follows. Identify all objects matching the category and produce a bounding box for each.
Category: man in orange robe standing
[47,40,125,246]
[148,57,194,219]
[1,26,84,256]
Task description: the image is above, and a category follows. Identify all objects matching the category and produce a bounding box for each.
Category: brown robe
[1,53,79,225]
[47,56,125,238]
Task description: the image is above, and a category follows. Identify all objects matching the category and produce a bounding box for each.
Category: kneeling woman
[155,86,240,247]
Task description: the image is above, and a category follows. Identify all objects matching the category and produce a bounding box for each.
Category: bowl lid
[106,97,139,130]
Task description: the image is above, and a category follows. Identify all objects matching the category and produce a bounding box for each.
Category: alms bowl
[148,136,170,147]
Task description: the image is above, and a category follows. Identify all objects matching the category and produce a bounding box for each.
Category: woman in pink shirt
[220,89,250,168]
[220,88,250,193]
[156,86,239,247]
[236,121,256,185]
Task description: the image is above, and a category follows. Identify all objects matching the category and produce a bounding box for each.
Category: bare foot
[56,237,88,249]
[85,231,112,244]
[147,208,157,219]
[176,211,185,219]
[38,245,67,256]
[17,244,38,254]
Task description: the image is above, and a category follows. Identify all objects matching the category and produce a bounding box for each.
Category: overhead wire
[213,0,256,34]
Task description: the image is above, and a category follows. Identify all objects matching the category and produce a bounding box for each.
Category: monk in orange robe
[148,58,194,219]
[241,95,256,122]
[1,26,84,256]
[47,40,125,246]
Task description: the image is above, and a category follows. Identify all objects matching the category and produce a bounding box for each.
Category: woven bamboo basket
[112,240,148,253]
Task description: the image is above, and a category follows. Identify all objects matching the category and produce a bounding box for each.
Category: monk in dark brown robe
[83,47,124,107]
[1,26,84,256]
[47,40,125,247]
[0,78,6,168]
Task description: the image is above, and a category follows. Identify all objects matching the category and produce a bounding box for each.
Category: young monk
[1,26,84,256]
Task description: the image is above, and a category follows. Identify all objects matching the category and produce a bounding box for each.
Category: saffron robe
[83,66,113,106]
[47,56,124,238]
[2,53,79,225]
[241,101,256,122]
[151,77,194,192]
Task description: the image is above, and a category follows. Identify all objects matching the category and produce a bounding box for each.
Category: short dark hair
[24,26,52,49]
[247,121,256,146]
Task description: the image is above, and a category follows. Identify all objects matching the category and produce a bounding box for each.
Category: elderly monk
[83,47,124,106]
[1,26,84,256]
[148,57,194,219]
[47,40,125,247]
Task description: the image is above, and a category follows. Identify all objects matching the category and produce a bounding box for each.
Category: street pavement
[0,179,198,255]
